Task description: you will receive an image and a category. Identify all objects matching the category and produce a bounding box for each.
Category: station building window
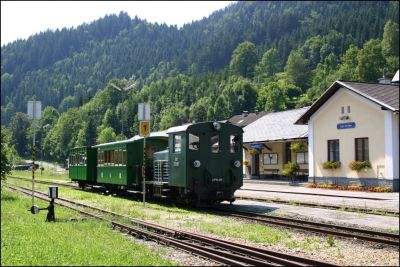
[263,153,278,165]
[296,152,308,164]
[327,139,340,162]
[355,138,369,161]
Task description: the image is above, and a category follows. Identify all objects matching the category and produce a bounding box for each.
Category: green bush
[282,162,300,177]
[290,142,305,152]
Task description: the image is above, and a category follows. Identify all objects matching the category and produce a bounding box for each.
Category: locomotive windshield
[230,134,240,153]
[173,134,182,153]
[189,133,199,151]
[210,134,220,153]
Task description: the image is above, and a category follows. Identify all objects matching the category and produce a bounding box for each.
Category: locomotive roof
[166,123,193,134]
[166,121,233,134]
[93,130,168,147]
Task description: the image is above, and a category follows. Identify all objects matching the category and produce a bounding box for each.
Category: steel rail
[239,188,391,200]
[3,183,338,267]
[236,196,399,216]
[210,208,400,247]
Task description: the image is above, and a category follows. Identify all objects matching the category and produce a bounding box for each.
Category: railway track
[236,196,399,216]
[239,188,391,201]
[7,175,399,217]
[3,183,337,266]
[208,208,400,247]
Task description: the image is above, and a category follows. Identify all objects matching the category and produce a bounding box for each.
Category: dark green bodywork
[95,137,168,188]
[168,122,243,202]
[68,147,97,183]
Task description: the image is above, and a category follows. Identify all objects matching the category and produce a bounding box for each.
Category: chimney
[242,111,249,117]
[378,68,391,84]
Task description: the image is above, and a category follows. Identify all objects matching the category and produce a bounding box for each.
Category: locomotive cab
[166,122,243,205]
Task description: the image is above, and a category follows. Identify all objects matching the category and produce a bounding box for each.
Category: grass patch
[10,169,69,182]
[1,189,175,266]
[5,179,293,246]
[184,217,291,244]
[285,237,324,251]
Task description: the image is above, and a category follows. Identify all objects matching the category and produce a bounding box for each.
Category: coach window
[78,153,83,165]
[211,134,220,153]
[189,133,199,151]
[115,150,120,166]
[230,134,240,153]
[122,149,127,165]
[101,151,105,166]
[98,151,103,166]
[110,150,115,166]
[105,150,110,165]
[174,134,182,153]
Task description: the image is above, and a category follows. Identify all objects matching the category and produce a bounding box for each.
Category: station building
[241,107,309,180]
[296,80,399,192]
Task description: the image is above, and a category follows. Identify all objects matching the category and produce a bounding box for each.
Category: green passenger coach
[94,136,168,190]
[68,146,97,187]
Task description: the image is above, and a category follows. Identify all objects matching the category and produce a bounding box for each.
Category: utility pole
[110,82,136,137]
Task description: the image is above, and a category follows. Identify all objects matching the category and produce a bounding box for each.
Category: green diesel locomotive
[68,121,243,205]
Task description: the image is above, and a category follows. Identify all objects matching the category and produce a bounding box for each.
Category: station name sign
[337,122,356,130]
[249,143,263,149]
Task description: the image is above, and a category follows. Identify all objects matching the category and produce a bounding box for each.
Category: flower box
[349,160,371,171]
[322,161,341,169]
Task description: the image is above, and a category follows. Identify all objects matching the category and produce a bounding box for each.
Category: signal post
[138,103,150,207]
[27,100,41,210]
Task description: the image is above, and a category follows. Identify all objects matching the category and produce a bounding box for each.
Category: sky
[1,1,234,46]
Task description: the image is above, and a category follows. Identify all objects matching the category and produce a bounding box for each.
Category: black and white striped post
[27,100,41,211]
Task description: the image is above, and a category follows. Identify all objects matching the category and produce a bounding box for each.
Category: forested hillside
[1,1,399,162]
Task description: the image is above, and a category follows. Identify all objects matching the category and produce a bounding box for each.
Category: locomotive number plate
[212,178,223,182]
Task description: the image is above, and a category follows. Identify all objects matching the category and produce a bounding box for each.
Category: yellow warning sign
[140,121,150,137]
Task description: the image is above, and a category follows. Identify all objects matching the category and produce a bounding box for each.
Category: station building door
[251,153,260,176]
